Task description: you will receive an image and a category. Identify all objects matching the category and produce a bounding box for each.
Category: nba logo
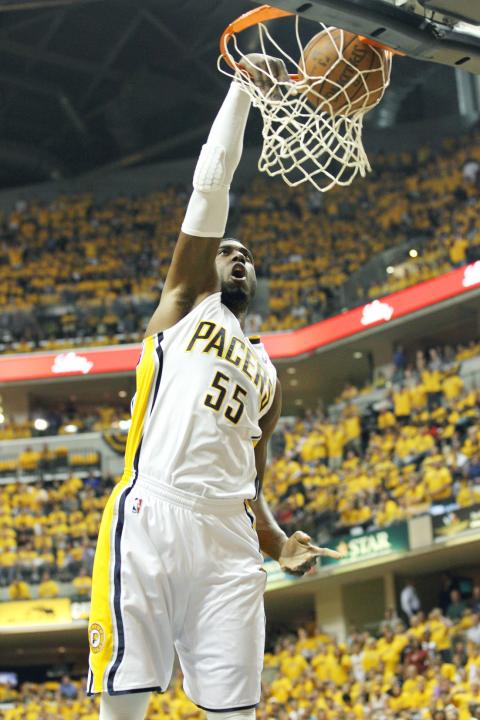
[132,497,142,514]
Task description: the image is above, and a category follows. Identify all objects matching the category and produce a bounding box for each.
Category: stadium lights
[64,424,78,433]
[119,419,132,431]
[409,248,418,258]
[386,266,395,274]
[118,390,127,398]
[34,418,49,432]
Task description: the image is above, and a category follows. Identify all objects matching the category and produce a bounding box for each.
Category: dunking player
[88,55,340,720]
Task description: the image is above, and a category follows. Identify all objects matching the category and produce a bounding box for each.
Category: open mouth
[231,262,247,280]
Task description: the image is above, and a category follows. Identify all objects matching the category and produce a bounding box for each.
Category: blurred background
[1,1,480,719]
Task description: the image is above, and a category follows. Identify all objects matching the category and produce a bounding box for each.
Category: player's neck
[237,311,246,330]
[229,307,247,329]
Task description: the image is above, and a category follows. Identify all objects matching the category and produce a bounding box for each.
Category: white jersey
[122,292,277,500]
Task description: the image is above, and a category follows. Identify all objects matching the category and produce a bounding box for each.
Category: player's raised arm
[146,55,290,336]
[145,80,251,335]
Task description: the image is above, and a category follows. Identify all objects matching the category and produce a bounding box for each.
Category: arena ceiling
[0,0,464,188]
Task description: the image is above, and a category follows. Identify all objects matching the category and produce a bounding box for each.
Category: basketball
[299,28,390,115]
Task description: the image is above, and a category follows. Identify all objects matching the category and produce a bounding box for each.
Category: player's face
[216,239,256,314]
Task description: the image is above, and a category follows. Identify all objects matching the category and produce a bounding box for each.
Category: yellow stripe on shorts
[88,335,158,693]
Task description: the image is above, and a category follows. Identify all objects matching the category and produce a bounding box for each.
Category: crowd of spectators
[236,130,480,331]
[0,403,130,442]
[264,341,480,541]
[1,340,478,592]
[0,471,105,595]
[1,128,480,352]
[4,600,480,718]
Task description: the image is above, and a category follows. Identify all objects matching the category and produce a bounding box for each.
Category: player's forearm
[181,82,251,239]
[250,492,287,561]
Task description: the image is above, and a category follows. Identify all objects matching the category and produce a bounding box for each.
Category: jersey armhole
[143,292,222,343]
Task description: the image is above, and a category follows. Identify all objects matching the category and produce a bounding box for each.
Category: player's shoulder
[146,292,223,342]
[248,335,276,376]
[248,335,271,361]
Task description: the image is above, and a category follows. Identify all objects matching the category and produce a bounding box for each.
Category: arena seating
[236,130,480,331]
[2,604,480,719]
[266,342,479,540]
[0,472,104,589]
[1,129,480,352]
[1,341,478,592]
[0,404,131,441]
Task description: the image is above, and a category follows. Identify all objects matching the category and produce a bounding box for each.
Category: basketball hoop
[219,5,394,192]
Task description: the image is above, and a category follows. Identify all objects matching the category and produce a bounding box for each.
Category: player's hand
[239,53,290,96]
[278,531,343,576]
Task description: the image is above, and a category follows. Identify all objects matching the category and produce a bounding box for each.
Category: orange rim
[219,4,400,77]
[358,35,405,56]
[220,4,294,73]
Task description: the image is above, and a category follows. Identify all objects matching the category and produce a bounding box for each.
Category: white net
[218,14,393,192]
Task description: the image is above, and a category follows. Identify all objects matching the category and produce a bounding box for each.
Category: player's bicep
[163,231,220,298]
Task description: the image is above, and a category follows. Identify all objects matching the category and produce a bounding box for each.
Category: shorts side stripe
[150,333,164,414]
[89,335,159,694]
[122,335,158,480]
[196,702,258,713]
[107,443,142,693]
[88,479,129,693]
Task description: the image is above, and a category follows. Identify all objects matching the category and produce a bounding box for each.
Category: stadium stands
[265,342,479,540]
[1,129,480,352]
[2,605,480,718]
[1,339,478,592]
[0,472,102,589]
[0,404,130,441]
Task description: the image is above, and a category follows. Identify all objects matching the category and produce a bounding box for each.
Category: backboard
[257,0,480,75]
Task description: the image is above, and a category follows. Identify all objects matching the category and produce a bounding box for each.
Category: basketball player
[88,55,341,720]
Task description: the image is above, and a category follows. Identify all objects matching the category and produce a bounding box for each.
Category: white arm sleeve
[181,82,251,239]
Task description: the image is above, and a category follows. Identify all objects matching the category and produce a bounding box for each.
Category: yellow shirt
[409,385,427,409]
[8,580,31,600]
[393,389,411,417]
[424,466,452,500]
[428,619,450,650]
[279,653,308,681]
[73,575,92,595]
[422,370,442,392]
[443,374,464,400]
[38,579,59,599]
[343,415,361,441]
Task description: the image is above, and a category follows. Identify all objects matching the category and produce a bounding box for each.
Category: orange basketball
[299,28,390,116]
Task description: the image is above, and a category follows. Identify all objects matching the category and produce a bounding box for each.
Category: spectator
[466,613,480,645]
[447,589,467,621]
[72,567,92,599]
[37,570,59,599]
[393,344,407,380]
[401,580,422,620]
[59,675,78,700]
[471,586,480,613]
[404,638,428,674]
[8,577,31,600]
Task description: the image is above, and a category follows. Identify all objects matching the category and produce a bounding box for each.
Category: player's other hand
[239,53,290,96]
[278,531,343,576]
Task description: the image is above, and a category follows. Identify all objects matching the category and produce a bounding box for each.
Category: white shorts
[87,476,266,712]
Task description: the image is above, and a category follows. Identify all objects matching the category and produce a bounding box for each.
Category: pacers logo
[89,623,105,654]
